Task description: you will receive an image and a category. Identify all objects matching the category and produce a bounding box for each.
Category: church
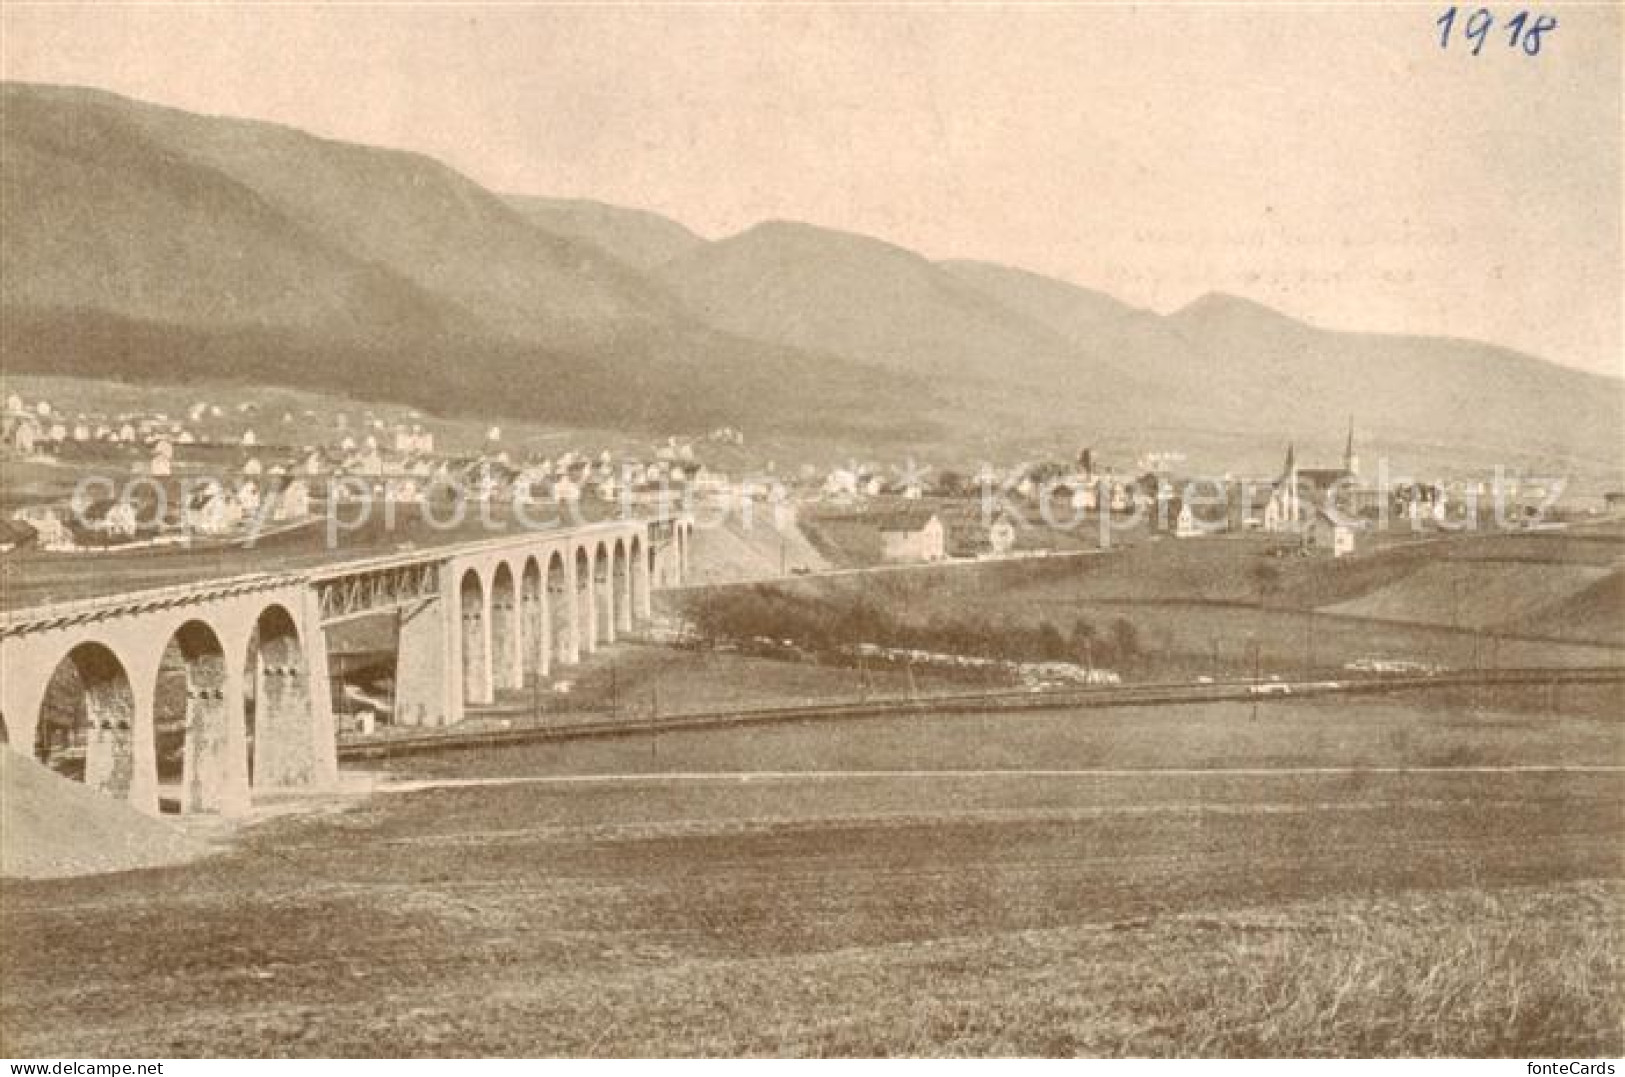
[1262,419,1360,534]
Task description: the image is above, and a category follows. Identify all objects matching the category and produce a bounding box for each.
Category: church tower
[1343,417,1359,478]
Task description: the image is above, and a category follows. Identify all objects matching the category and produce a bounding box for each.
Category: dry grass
[4,763,1619,1056]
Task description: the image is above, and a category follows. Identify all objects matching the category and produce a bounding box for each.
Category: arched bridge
[0,515,694,816]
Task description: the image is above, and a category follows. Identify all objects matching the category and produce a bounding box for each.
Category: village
[0,387,1599,563]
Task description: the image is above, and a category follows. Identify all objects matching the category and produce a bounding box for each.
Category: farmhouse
[1304,507,1356,558]
[879,509,947,563]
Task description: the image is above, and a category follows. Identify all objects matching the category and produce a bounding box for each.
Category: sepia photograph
[0,0,1620,1062]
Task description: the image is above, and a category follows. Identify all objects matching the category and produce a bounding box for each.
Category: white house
[186,486,243,535]
[15,507,73,551]
[1175,502,1201,539]
[6,417,38,455]
[384,478,423,505]
[1304,508,1355,558]
[97,501,139,538]
[824,468,859,498]
[879,511,947,563]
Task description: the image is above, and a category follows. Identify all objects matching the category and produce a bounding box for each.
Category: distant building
[879,510,946,563]
[987,514,1018,555]
[3,415,39,455]
[185,485,243,536]
[1304,508,1355,558]
[94,501,139,538]
[1262,445,1302,533]
[14,507,73,551]
[1175,502,1201,538]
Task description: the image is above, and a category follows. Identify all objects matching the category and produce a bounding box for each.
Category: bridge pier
[395,602,451,727]
[576,550,596,657]
[595,548,615,646]
[492,565,522,693]
[183,658,250,816]
[633,541,652,622]
[549,568,576,667]
[120,689,158,815]
[249,596,337,788]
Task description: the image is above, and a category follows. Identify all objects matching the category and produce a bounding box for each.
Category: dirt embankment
[1,748,208,879]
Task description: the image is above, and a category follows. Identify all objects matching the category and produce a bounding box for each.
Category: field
[3,688,1621,1057]
[672,524,1625,678]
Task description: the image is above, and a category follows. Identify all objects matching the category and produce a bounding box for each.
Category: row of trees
[682,586,1142,668]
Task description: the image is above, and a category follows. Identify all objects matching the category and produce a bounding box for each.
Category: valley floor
[3,697,1620,1057]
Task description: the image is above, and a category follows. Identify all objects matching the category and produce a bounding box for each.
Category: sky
[3,2,1621,378]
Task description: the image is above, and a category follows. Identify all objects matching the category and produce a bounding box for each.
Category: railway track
[337,665,1624,761]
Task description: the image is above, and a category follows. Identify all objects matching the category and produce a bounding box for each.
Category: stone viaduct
[0,515,693,816]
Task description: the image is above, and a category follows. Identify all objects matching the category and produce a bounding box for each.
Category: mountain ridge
[1,80,1616,469]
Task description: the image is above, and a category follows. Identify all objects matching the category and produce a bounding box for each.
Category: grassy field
[3,691,1621,1057]
[472,643,985,726]
[674,524,1625,677]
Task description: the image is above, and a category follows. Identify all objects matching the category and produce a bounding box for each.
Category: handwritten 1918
[1437,7,1557,55]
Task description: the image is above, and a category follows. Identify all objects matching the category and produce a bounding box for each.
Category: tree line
[680,585,1142,668]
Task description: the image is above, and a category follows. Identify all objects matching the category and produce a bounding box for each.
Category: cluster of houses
[1,391,210,458]
[849,432,1371,564]
[3,385,756,551]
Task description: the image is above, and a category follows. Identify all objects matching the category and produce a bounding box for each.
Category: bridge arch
[491,561,520,693]
[34,642,138,801]
[244,603,312,789]
[574,545,596,656]
[156,619,247,815]
[594,541,614,645]
[460,568,492,705]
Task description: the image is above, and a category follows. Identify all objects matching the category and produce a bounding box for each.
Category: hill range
[2,82,1619,474]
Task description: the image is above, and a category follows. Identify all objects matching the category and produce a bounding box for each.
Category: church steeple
[1343,417,1359,477]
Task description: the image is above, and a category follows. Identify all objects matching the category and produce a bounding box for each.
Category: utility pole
[1250,639,1261,722]
[1304,608,1315,681]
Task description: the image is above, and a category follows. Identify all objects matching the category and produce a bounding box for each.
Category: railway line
[337,664,1624,761]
